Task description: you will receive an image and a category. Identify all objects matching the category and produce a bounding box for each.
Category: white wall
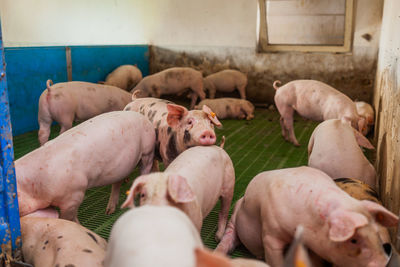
[0,0,256,48]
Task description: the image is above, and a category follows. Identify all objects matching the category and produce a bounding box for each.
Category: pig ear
[167,174,196,203]
[361,200,399,227]
[167,104,189,127]
[202,105,222,127]
[358,117,366,133]
[195,248,232,267]
[328,210,368,242]
[121,176,147,209]
[352,129,374,149]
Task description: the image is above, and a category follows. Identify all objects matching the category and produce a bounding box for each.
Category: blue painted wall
[4,45,149,135]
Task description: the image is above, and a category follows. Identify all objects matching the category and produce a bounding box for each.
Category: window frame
[257,0,354,53]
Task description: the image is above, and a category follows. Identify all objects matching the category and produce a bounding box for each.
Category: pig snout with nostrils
[130,67,205,109]
[194,98,255,120]
[16,111,155,221]
[122,145,235,241]
[308,119,376,189]
[124,97,221,166]
[216,166,398,267]
[38,80,132,146]
[21,216,107,267]
[273,79,365,146]
[104,64,143,91]
[355,101,375,135]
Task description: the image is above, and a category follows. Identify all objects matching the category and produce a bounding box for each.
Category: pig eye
[350,239,357,244]
[140,193,146,198]
[187,118,194,125]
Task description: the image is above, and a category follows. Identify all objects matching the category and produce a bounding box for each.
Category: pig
[16,111,155,221]
[106,205,265,267]
[335,178,391,243]
[216,166,398,267]
[131,67,206,109]
[355,101,375,135]
[104,205,203,267]
[203,69,247,99]
[194,98,255,120]
[103,64,143,91]
[308,119,376,189]
[124,96,221,167]
[273,80,365,146]
[38,79,132,145]
[21,216,106,267]
[121,144,235,241]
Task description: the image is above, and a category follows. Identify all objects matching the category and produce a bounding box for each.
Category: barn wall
[150,0,384,103]
[373,0,400,220]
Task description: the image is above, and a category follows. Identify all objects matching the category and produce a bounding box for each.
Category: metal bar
[66,47,72,81]
[0,19,22,262]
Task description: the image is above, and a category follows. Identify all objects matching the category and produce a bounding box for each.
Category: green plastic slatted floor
[13,108,318,258]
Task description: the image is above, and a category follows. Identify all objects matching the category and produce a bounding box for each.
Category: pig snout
[199,130,216,145]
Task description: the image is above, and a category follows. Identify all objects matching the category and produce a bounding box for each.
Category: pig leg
[58,115,74,135]
[263,235,287,267]
[190,93,199,110]
[279,117,288,141]
[106,180,124,215]
[277,105,299,146]
[237,85,246,99]
[38,120,52,146]
[215,198,243,254]
[59,191,85,223]
[140,152,154,175]
[209,87,216,99]
[216,163,235,241]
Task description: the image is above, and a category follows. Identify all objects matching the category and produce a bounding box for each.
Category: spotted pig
[21,216,107,267]
[38,80,132,145]
[335,177,391,243]
[124,97,221,167]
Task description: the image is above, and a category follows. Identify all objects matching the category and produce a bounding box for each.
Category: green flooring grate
[13,108,319,258]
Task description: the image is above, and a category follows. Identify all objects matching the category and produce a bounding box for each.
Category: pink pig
[122,144,235,241]
[131,67,206,109]
[203,69,248,99]
[124,96,221,167]
[16,111,155,221]
[103,64,143,91]
[194,98,255,120]
[308,119,377,188]
[216,166,397,267]
[273,80,365,146]
[355,101,375,135]
[38,80,132,145]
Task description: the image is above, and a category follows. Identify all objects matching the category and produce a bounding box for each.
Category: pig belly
[236,209,264,258]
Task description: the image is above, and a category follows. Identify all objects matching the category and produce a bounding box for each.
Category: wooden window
[258,0,354,52]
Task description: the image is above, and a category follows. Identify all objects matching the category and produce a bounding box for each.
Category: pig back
[165,145,230,215]
[105,205,202,267]
[52,82,131,120]
[21,217,106,267]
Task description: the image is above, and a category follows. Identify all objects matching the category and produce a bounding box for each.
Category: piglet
[17,111,155,221]
[308,119,376,188]
[38,80,132,145]
[203,69,247,99]
[124,96,221,167]
[103,64,143,91]
[216,166,398,267]
[131,67,205,109]
[21,216,106,267]
[273,80,364,146]
[195,98,254,120]
[122,144,235,240]
[355,101,375,135]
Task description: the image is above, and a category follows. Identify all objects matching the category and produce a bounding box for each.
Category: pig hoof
[106,207,115,215]
[215,231,223,242]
